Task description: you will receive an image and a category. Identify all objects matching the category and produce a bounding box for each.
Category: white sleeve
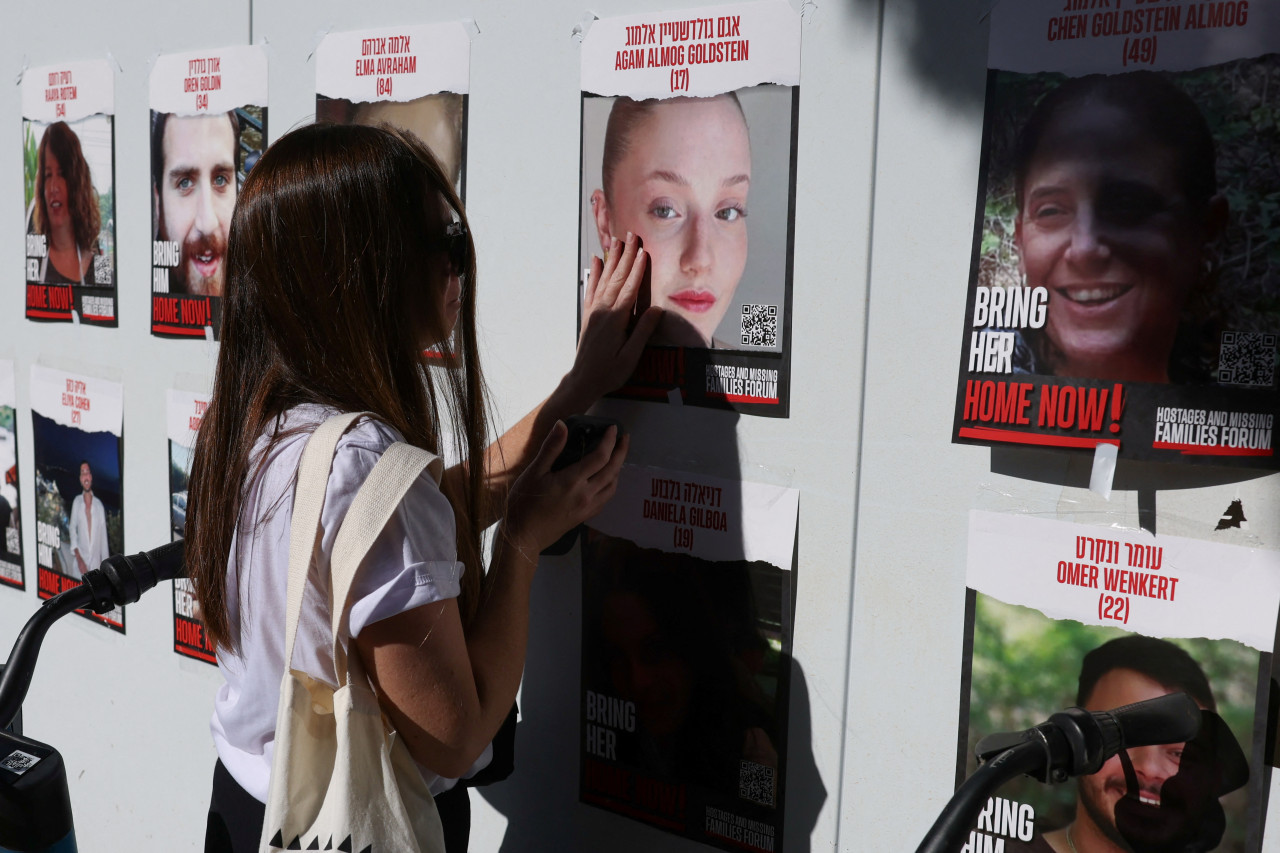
[346,465,465,638]
[314,422,465,641]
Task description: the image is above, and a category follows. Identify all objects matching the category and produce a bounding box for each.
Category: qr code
[5,528,17,553]
[741,304,778,348]
[739,759,776,807]
[93,253,112,285]
[1219,332,1277,387]
[1,750,40,776]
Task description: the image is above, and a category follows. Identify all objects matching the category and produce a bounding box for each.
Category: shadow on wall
[474,1,995,845]
[478,363,824,850]
[841,0,991,111]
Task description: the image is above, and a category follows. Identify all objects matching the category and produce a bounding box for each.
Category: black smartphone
[542,415,622,555]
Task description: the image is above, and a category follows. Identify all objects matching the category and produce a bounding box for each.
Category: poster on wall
[0,362,23,591]
[316,21,469,196]
[150,45,267,339]
[23,59,117,326]
[580,464,797,852]
[30,365,125,631]
[167,389,213,662]
[578,0,801,417]
[951,1,1280,466]
[958,510,1280,852]
[316,22,470,361]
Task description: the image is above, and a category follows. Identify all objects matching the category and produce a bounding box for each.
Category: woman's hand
[441,234,654,527]
[567,232,663,404]
[503,419,629,554]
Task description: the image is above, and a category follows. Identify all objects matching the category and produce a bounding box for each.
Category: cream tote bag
[260,412,446,853]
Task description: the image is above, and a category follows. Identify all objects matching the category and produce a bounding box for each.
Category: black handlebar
[0,542,185,730]
[916,692,1202,853]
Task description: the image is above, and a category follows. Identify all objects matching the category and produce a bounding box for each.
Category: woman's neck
[48,221,75,253]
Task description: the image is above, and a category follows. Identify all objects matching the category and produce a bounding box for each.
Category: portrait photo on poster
[580,530,790,853]
[953,53,1280,465]
[316,93,468,197]
[30,366,125,631]
[150,105,265,337]
[167,388,214,662]
[316,91,470,362]
[578,85,797,416]
[149,45,268,339]
[0,362,22,591]
[23,119,117,325]
[31,417,125,631]
[956,510,1280,853]
[960,593,1263,853]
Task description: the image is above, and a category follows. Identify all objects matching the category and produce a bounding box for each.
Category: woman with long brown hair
[187,123,658,852]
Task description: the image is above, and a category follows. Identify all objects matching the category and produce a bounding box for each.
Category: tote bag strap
[327,441,443,682]
[282,411,368,667]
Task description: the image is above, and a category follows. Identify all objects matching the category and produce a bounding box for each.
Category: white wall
[1,0,1277,851]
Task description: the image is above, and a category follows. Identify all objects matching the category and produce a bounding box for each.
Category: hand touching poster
[578,1,801,416]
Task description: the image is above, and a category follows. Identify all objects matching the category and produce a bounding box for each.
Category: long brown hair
[34,121,101,251]
[186,123,490,654]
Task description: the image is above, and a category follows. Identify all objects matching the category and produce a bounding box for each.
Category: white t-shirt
[210,405,490,802]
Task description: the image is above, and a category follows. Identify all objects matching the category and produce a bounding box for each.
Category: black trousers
[205,760,471,853]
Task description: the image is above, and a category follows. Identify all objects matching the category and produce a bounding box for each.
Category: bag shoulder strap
[328,441,442,681]
[283,411,366,666]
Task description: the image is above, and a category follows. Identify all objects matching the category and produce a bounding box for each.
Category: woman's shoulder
[245,404,448,530]
[248,406,414,498]
[265,405,405,455]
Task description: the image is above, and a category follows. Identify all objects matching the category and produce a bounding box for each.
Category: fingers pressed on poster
[577,1,801,417]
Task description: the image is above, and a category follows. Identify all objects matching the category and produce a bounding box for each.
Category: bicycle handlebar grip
[1104,691,1201,751]
[81,540,186,613]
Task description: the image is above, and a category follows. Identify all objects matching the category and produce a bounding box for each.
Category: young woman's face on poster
[602,589,693,738]
[1015,100,1219,382]
[594,96,751,348]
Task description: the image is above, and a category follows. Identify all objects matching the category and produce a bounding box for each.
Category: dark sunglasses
[444,221,470,277]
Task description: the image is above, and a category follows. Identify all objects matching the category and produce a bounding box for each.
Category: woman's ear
[590,189,613,254]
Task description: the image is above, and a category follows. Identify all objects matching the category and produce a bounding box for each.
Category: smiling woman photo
[32,121,101,286]
[1006,71,1227,383]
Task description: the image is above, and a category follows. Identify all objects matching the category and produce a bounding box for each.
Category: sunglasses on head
[444,221,470,277]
